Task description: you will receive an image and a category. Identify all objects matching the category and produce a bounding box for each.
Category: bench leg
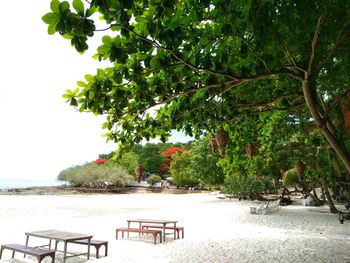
[116,230,126,239]
[0,246,3,259]
[12,250,15,258]
[173,228,184,239]
[24,235,29,258]
[156,232,162,244]
[63,241,68,263]
[95,245,100,259]
[87,239,91,260]
[93,243,108,258]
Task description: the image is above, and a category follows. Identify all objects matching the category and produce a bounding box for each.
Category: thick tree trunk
[302,79,350,173]
[312,186,323,204]
[322,181,338,213]
[320,185,326,202]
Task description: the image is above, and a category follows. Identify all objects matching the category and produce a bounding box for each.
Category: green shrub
[57,162,133,187]
[108,167,133,187]
[147,175,162,186]
[170,152,199,187]
[223,174,274,197]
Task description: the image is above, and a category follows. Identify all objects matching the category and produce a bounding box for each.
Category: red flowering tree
[95,158,108,165]
[160,147,188,173]
[160,164,171,173]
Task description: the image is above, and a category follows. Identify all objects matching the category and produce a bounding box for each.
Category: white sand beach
[0,191,350,263]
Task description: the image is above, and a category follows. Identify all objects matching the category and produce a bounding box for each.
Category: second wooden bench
[68,239,108,258]
[0,243,55,263]
[116,228,162,244]
[141,225,184,239]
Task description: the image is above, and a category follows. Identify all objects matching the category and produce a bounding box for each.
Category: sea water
[0,178,63,189]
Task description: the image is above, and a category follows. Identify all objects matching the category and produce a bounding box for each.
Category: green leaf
[77,81,86,87]
[102,35,113,45]
[73,0,84,15]
[62,34,73,39]
[42,13,59,25]
[85,6,96,17]
[59,1,70,13]
[50,0,60,13]
[85,74,94,82]
[48,24,57,35]
[151,0,161,4]
[62,94,72,99]
[150,56,159,69]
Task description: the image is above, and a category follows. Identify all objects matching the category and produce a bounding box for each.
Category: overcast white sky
[0,1,191,181]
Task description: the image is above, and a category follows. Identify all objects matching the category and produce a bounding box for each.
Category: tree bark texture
[302,79,350,173]
[322,181,338,213]
[312,187,322,203]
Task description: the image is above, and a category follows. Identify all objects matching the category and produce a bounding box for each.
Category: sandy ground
[0,191,349,263]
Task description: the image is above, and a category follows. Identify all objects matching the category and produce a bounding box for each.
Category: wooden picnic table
[126,219,178,241]
[25,229,93,263]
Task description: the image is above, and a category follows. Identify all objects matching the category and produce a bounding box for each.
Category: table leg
[163,224,166,242]
[127,221,130,238]
[173,223,177,240]
[63,241,67,263]
[87,238,91,260]
[24,235,29,258]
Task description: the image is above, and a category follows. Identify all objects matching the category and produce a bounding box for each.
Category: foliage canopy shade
[43,0,350,172]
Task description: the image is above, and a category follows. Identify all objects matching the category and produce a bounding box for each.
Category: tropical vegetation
[44,1,350,212]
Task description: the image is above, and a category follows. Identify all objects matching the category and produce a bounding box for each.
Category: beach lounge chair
[254,199,281,214]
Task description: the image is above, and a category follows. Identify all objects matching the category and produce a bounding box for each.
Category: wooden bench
[141,225,184,239]
[116,228,162,244]
[68,239,108,258]
[0,243,55,263]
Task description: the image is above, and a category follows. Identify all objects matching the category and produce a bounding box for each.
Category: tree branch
[95,25,113,32]
[284,49,306,76]
[113,21,301,82]
[226,102,305,123]
[228,93,304,110]
[168,50,239,81]
[313,26,348,75]
[308,16,324,74]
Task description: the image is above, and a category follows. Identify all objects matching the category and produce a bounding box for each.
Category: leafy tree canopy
[43,0,350,171]
[170,151,199,187]
[190,137,225,187]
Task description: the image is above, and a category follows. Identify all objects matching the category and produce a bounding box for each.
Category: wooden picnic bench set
[0,219,183,262]
[0,229,108,263]
[116,219,184,245]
